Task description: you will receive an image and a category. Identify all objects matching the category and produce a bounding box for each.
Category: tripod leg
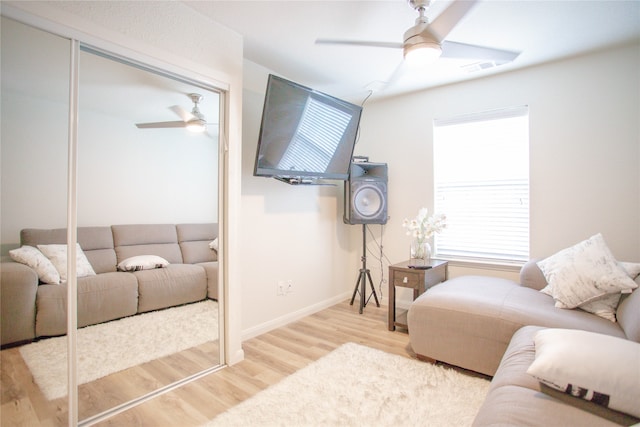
[360,271,366,314]
[366,270,380,307]
[349,272,360,306]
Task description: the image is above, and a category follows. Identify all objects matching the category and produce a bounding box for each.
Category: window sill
[433,256,525,273]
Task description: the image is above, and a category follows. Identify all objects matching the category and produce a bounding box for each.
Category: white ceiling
[185,0,640,103]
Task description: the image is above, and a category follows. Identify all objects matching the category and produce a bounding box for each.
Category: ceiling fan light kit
[403,0,441,65]
[186,118,207,133]
[403,26,442,65]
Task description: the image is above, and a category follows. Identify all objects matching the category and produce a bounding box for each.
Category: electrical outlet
[277,280,286,296]
[286,280,294,294]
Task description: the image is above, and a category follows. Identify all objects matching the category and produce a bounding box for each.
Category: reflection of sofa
[1,223,218,347]
[408,259,640,426]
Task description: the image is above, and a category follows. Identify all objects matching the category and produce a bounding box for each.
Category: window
[433,106,529,264]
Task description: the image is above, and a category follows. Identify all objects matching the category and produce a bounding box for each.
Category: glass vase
[410,239,431,261]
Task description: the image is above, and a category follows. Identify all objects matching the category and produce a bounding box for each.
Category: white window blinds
[433,106,529,263]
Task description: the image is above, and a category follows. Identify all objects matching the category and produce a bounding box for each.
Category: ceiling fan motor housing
[403,23,441,58]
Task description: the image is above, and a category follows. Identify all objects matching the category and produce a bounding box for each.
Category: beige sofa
[407,260,640,426]
[1,223,218,347]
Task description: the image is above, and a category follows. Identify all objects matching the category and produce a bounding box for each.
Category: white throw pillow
[117,255,169,272]
[9,245,61,284]
[209,238,219,252]
[37,243,96,282]
[577,293,622,322]
[537,234,637,309]
[528,328,640,419]
[576,261,640,322]
[619,261,640,280]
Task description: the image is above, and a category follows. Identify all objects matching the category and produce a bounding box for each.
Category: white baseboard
[241,291,352,341]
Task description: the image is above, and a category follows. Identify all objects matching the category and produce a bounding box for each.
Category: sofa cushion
[1,262,38,345]
[77,227,118,274]
[20,227,117,274]
[537,234,637,309]
[134,264,207,313]
[35,272,138,337]
[528,328,640,419]
[197,261,219,300]
[617,287,640,343]
[176,223,218,263]
[112,224,183,264]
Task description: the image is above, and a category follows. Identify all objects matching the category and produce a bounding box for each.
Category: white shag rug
[205,342,490,427]
[19,299,218,400]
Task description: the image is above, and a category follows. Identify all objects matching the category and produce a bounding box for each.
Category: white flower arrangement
[402,207,447,243]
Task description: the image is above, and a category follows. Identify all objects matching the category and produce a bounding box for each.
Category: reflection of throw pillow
[209,238,219,252]
[117,255,169,272]
[528,328,640,419]
[537,234,637,309]
[9,245,61,284]
[37,243,96,282]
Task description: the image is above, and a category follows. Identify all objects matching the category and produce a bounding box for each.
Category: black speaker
[344,162,388,224]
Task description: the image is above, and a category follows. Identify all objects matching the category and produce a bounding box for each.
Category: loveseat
[1,223,219,347]
[407,243,640,425]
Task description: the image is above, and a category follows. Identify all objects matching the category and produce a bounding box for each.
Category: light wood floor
[1,299,414,426]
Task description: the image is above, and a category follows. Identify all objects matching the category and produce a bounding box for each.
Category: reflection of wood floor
[1,299,410,426]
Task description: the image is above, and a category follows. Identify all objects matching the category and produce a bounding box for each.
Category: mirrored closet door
[1,16,224,426]
[76,47,223,421]
[1,13,72,414]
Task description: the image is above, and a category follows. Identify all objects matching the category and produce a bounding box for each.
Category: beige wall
[239,61,358,338]
[356,42,640,290]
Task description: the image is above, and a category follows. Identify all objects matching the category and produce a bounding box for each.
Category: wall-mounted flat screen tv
[254,74,362,184]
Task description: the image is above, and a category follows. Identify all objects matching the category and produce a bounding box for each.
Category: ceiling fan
[136,93,210,133]
[316,0,519,67]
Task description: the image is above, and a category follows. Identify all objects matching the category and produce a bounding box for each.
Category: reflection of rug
[206,342,490,427]
[19,300,218,400]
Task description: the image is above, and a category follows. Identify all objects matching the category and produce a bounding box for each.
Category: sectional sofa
[1,223,218,347]
[407,238,640,426]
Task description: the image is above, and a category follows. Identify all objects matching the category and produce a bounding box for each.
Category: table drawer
[393,271,420,289]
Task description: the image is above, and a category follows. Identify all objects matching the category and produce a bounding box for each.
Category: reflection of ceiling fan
[136,93,210,133]
[316,0,519,67]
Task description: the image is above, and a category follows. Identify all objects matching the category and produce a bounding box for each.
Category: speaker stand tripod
[350,224,380,314]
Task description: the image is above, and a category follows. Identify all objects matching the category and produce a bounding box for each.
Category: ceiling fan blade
[428,0,479,41]
[169,105,195,122]
[381,60,409,90]
[135,121,187,129]
[315,39,402,49]
[441,40,520,63]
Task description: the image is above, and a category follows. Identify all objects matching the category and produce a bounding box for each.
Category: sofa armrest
[520,259,547,291]
[1,261,38,346]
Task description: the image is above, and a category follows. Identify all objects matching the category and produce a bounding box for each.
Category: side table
[388,259,448,331]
